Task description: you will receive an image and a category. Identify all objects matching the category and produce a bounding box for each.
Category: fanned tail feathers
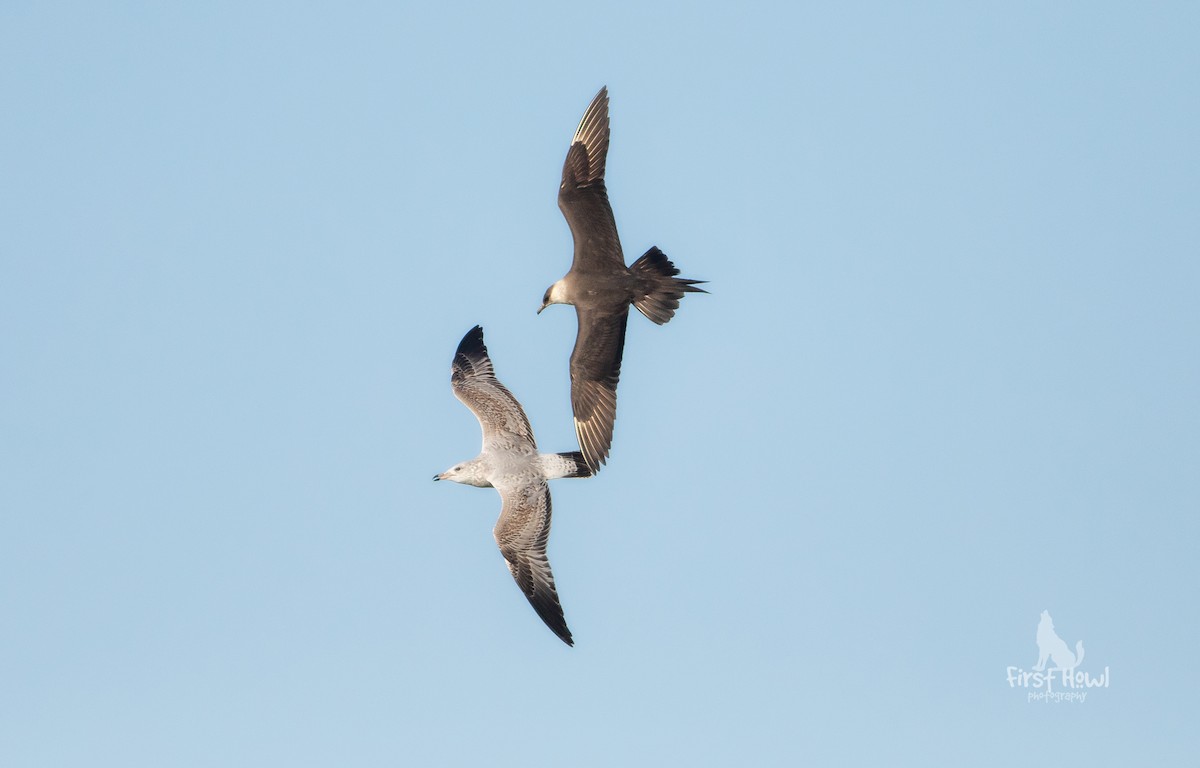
[629,247,708,325]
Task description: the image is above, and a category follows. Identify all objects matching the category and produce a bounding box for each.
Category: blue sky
[2,2,1197,765]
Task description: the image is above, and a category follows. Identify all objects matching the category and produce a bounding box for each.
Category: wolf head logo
[1035,610,1085,671]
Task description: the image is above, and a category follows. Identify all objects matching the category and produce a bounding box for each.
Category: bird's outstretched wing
[569,305,629,472]
[494,480,573,646]
[558,86,625,272]
[451,326,536,451]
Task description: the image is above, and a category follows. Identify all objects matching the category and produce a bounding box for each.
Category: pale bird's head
[433,461,489,487]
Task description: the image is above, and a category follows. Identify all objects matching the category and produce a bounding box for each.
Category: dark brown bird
[538,87,707,473]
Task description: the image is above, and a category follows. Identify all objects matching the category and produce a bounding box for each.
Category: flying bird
[539,86,706,473]
[434,325,590,647]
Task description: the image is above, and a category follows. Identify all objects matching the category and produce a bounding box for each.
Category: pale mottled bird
[539,87,706,473]
[434,325,590,646]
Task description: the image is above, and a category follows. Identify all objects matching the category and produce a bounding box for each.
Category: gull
[434,325,590,647]
[539,86,706,473]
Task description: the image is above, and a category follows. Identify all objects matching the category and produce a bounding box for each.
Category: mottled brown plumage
[435,326,589,646]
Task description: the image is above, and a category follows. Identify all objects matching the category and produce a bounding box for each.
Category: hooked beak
[536,303,546,315]
[432,473,442,481]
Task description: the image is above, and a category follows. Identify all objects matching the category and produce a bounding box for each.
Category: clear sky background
[2,2,1197,765]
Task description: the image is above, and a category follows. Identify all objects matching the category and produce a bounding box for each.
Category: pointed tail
[628,247,707,325]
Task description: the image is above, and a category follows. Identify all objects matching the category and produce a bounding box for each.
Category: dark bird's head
[538,280,570,314]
